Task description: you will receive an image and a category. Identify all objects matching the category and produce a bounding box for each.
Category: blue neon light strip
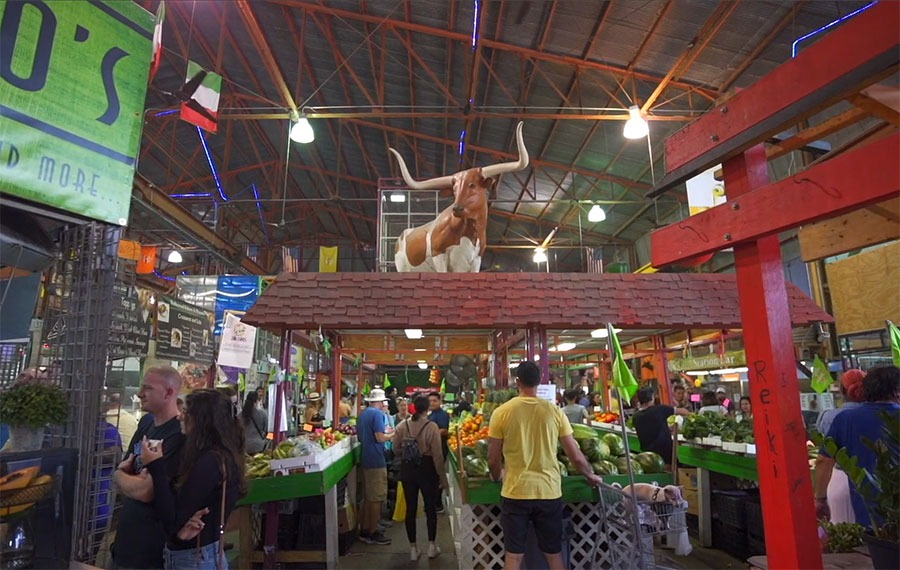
[170,192,212,198]
[792,2,877,57]
[471,0,481,50]
[196,126,228,201]
[251,183,270,243]
[458,129,467,159]
[154,109,179,116]
[153,270,177,282]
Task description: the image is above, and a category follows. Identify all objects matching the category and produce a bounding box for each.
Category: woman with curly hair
[142,389,246,569]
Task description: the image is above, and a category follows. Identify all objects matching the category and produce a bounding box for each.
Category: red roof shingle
[241,272,832,332]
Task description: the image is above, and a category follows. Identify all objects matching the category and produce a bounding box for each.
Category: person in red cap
[813,368,866,523]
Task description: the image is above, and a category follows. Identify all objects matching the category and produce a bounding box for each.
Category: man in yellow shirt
[488,361,602,570]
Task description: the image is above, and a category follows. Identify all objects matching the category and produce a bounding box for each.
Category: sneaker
[378,518,394,528]
[366,531,392,546]
[410,546,421,561]
[427,543,441,558]
[359,531,372,543]
[436,504,446,514]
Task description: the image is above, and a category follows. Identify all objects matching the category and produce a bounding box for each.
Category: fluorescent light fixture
[404,329,423,339]
[290,116,315,143]
[417,360,428,370]
[709,367,750,375]
[414,348,426,352]
[685,371,707,376]
[167,250,183,264]
[590,328,622,339]
[553,342,577,352]
[533,247,547,263]
[588,204,606,223]
[623,105,649,139]
[389,193,406,203]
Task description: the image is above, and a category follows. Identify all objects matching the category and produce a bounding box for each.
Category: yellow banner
[319,246,338,272]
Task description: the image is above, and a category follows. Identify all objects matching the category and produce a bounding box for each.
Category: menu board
[155,296,215,363]
[108,283,153,359]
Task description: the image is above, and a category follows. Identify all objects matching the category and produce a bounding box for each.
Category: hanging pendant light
[588,204,606,223]
[533,247,547,263]
[623,105,649,139]
[290,114,315,143]
[167,250,183,263]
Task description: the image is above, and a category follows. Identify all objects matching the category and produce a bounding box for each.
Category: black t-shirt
[454,401,473,417]
[387,397,398,416]
[632,405,675,465]
[148,450,241,550]
[112,414,185,569]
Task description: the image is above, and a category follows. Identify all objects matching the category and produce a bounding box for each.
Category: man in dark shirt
[632,387,690,466]
[111,366,185,569]
[385,386,399,416]
[453,393,473,417]
[428,392,450,513]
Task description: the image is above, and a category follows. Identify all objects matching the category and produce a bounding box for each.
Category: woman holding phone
[142,389,246,570]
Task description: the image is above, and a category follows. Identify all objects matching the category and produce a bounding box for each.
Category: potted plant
[813,411,899,569]
[0,382,68,451]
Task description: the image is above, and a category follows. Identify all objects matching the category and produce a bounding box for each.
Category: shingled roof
[241,273,832,332]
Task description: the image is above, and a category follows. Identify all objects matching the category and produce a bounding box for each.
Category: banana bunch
[245,453,272,478]
[271,440,296,460]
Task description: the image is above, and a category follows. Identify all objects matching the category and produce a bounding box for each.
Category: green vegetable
[614,456,643,475]
[820,521,865,553]
[475,439,489,460]
[579,438,601,462]
[572,424,597,441]
[464,457,489,477]
[601,433,626,457]
[0,382,69,429]
[460,446,477,459]
[635,452,666,473]
[593,460,619,475]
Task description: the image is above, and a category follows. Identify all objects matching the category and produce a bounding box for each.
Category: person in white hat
[304,392,325,429]
[358,389,394,545]
[715,386,735,414]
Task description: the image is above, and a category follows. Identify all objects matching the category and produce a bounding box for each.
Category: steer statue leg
[388,122,529,273]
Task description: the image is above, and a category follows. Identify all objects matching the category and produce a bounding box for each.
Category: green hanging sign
[0,1,153,225]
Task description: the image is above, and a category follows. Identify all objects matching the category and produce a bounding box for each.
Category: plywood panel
[342,334,388,350]
[825,241,900,334]
[799,197,900,262]
[447,336,490,352]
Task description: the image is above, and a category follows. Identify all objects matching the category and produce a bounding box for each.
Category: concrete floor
[339,515,459,570]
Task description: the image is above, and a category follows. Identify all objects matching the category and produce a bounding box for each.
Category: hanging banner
[155,296,215,363]
[319,246,338,272]
[0,0,153,225]
[217,313,257,369]
[137,246,158,274]
[667,350,746,373]
[214,275,260,335]
[108,283,153,359]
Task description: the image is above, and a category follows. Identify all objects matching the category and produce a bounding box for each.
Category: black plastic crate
[338,531,355,556]
[712,490,748,530]
[747,534,766,557]
[745,496,765,539]
[686,513,699,539]
[296,513,327,550]
[336,477,348,507]
[713,520,749,561]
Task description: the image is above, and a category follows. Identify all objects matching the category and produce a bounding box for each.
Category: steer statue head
[388,122,529,273]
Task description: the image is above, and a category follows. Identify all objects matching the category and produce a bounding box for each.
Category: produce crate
[711,490,749,530]
[677,467,698,490]
[745,495,765,539]
[713,520,749,561]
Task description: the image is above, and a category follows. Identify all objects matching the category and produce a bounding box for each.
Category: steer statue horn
[388,122,529,272]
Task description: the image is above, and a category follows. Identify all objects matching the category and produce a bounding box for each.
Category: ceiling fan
[153,70,216,123]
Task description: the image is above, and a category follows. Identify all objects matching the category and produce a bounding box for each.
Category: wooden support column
[525,326,536,362]
[539,327,550,383]
[725,146,821,570]
[653,335,672,405]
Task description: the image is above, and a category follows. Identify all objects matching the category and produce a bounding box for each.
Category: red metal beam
[648,1,900,197]
[650,133,899,266]
[725,146,822,569]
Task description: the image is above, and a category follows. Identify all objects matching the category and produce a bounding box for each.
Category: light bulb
[554,342,576,352]
[290,117,315,143]
[417,361,428,370]
[390,193,406,203]
[167,250,183,263]
[623,105,649,139]
[533,247,547,263]
[588,204,606,223]
[590,327,622,338]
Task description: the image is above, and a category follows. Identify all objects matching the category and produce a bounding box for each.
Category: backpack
[400,419,427,468]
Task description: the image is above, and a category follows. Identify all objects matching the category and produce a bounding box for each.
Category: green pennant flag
[237,372,246,393]
[322,338,332,358]
[384,375,392,389]
[362,381,371,396]
[440,377,446,394]
[888,321,900,367]
[352,355,362,369]
[810,355,833,394]
[608,323,639,400]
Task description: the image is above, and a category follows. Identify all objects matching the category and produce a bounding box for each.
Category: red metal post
[653,335,672,405]
[332,334,342,426]
[525,326,536,362]
[725,146,821,570]
[539,327,550,383]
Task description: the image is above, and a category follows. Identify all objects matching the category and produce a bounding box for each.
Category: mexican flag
[180,60,221,133]
[149,1,165,83]
[810,355,833,394]
[608,323,639,400]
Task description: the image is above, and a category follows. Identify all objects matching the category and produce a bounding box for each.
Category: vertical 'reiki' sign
[0,0,153,225]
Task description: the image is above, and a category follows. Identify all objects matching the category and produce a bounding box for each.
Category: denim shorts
[163,541,226,570]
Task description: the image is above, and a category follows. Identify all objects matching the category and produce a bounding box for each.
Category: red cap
[840,369,866,401]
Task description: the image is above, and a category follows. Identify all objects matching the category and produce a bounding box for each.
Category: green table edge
[449,452,672,504]
[677,444,759,481]
[240,446,360,505]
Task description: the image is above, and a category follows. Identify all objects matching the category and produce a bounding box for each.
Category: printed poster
[155,296,214,363]
[217,313,257,369]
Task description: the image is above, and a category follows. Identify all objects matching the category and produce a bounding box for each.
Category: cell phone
[133,439,161,472]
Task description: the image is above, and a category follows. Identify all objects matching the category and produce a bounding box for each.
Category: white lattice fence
[448,474,647,569]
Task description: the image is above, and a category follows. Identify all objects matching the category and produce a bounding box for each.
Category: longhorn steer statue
[388,122,529,272]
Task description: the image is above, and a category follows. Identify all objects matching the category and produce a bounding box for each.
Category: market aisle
[340,515,458,570]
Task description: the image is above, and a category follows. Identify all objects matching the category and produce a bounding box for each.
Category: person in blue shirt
[357,389,394,545]
[815,365,899,527]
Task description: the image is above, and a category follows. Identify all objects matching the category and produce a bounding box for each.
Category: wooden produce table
[676,443,759,548]
[447,453,673,569]
[233,445,360,569]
